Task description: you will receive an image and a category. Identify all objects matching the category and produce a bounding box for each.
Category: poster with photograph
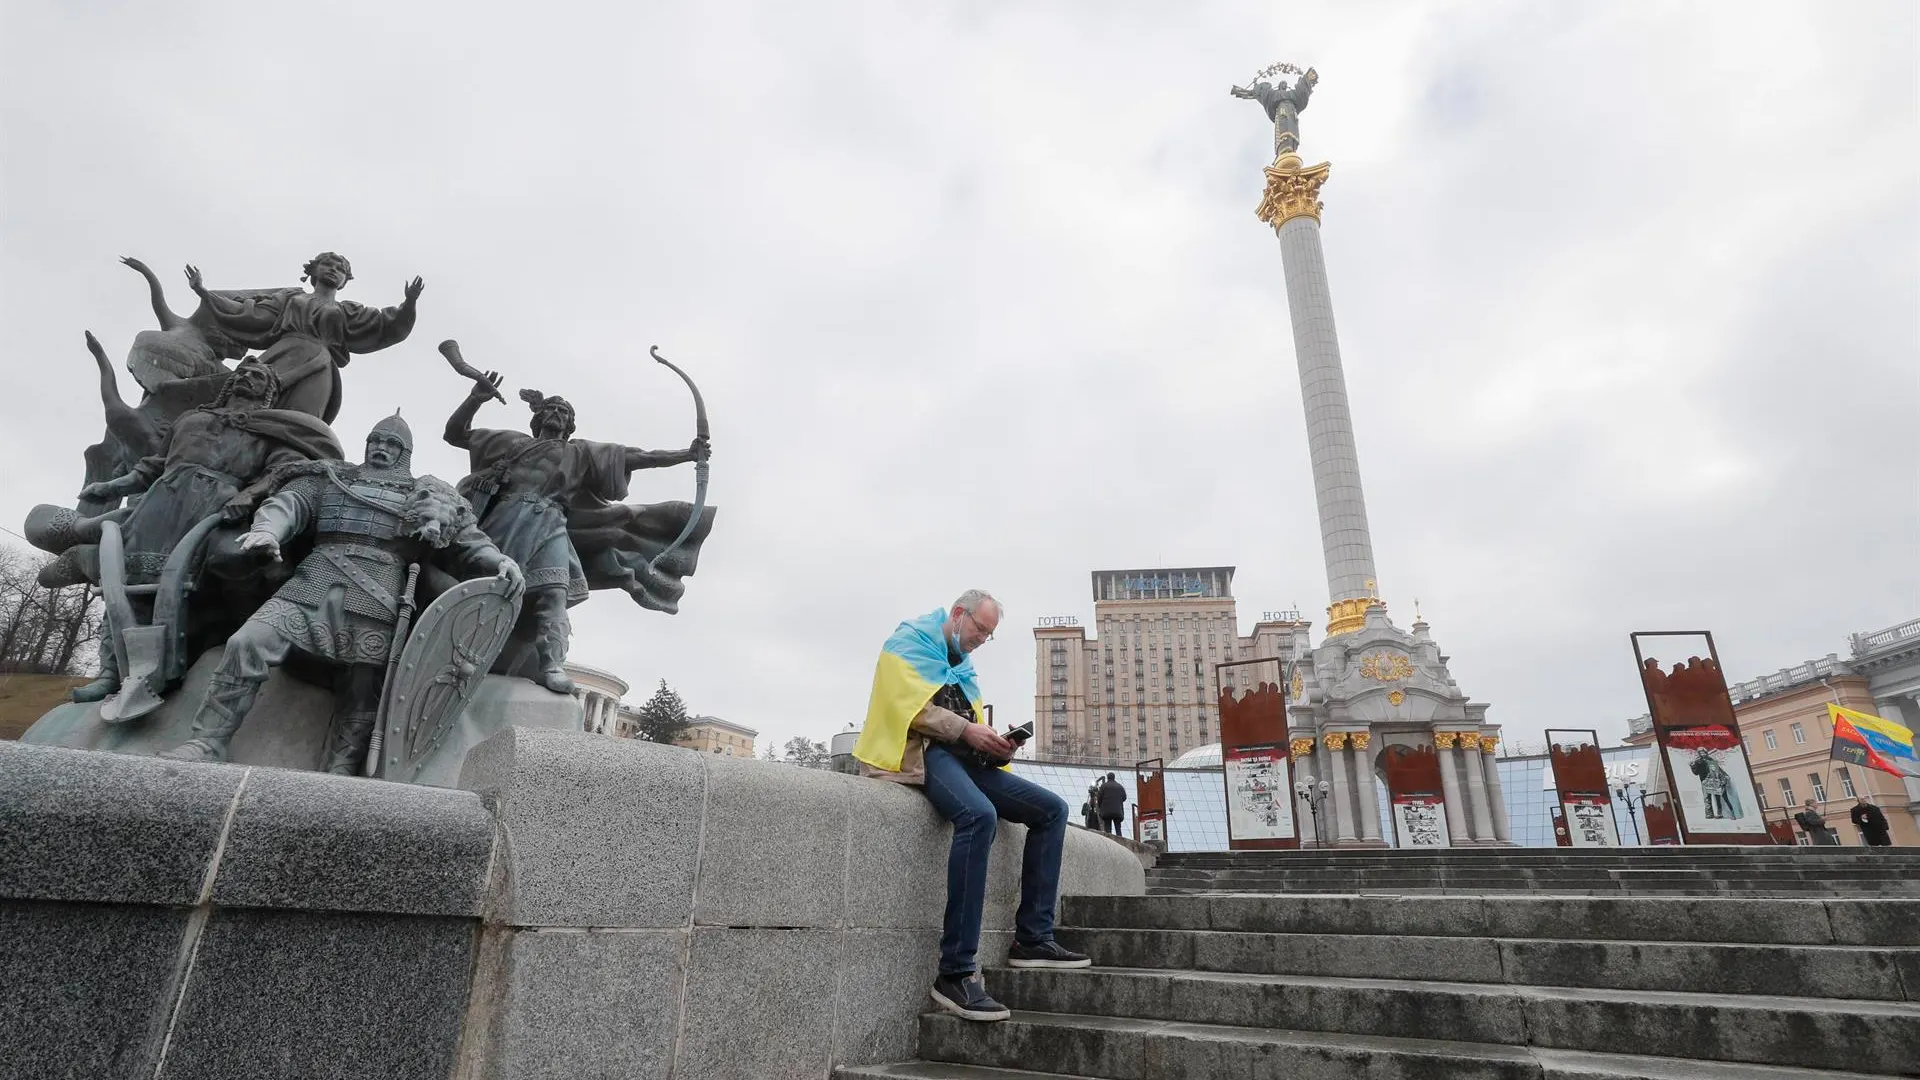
[1224,743,1295,842]
[1662,726,1766,836]
[1139,812,1164,844]
[1392,795,1450,848]
[1561,797,1620,847]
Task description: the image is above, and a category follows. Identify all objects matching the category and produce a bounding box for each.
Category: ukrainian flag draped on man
[855,608,983,771]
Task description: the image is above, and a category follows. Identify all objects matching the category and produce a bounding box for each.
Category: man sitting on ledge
[854,589,1092,1023]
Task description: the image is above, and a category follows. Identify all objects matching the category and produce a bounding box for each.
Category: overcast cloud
[2,1,1915,755]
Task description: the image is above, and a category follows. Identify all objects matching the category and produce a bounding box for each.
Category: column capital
[1478,732,1500,755]
[1323,731,1349,751]
[1289,737,1316,760]
[1433,731,1458,750]
[1258,158,1332,229]
[1349,731,1372,751]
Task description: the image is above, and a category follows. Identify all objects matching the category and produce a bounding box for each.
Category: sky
[2,1,1915,756]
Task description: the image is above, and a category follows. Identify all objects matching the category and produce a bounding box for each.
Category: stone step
[984,968,1920,1074]
[837,1063,1098,1080]
[1062,895,1920,945]
[838,1057,1901,1080]
[917,1011,1907,1079]
[1147,868,1920,885]
[1158,848,1920,862]
[1146,881,1920,897]
[1053,927,1920,1000]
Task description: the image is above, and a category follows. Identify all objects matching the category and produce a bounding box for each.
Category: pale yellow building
[672,715,760,757]
[1729,657,1920,846]
[1033,567,1309,767]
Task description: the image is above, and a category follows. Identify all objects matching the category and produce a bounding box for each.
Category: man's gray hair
[953,589,1003,619]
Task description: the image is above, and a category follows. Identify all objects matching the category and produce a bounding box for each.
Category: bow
[647,345,709,573]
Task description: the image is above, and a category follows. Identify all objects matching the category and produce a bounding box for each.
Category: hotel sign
[1124,574,1208,596]
[1036,616,1080,628]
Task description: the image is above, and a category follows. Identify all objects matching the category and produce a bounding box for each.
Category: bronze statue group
[22,252,714,776]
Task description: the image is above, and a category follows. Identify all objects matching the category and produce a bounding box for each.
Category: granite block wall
[0,728,1147,1080]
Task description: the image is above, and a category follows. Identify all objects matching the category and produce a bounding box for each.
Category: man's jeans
[921,743,1069,977]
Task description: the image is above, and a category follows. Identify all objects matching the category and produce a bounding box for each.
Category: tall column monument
[1234,63,1511,847]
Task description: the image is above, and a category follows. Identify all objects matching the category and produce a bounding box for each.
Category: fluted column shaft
[1325,735,1357,843]
[1459,738,1498,842]
[1276,211,1378,605]
[1480,741,1512,843]
[1434,735,1471,844]
[1351,738,1383,842]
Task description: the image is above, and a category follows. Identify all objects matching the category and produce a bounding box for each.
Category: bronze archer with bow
[440,339,714,694]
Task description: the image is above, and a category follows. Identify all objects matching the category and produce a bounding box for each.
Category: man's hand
[403,276,426,306]
[496,559,526,602]
[239,530,281,561]
[78,480,121,502]
[688,435,710,465]
[959,722,1014,760]
[185,264,207,297]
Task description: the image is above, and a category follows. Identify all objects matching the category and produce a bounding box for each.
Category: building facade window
[1763,730,1778,751]
[1790,723,1806,745]
[1779,777,1795,805]
[1839,767,1857,798]
[1808,773,1826,801]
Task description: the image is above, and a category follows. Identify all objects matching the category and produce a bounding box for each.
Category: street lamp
[1295,774,1330,846]
[1613,782,1646,846]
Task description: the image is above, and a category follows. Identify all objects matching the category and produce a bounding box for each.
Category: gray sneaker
[930,972,1010,1022]
[1007,939,1092,969]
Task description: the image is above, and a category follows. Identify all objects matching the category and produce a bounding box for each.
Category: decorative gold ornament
[1289,737,1315,760]
[1433,731,1458,750]
[1387,690,1405,707]
[1458,732,1482,751]
[1257,158,1332,228]
[1360,653,1414,682]
[1290,672,1305,701]
[1323,732,1348,751]
[1480,733,1499,754]
[1325,595,1384,637]
[1349,732,1372,751]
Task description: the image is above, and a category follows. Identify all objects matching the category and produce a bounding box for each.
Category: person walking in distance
[1098,772,1128,836]
[1850,796,1893,848]
[853,590,1093,1023]
[1793,798,1840,845]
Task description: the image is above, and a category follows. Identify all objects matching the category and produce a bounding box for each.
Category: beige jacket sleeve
[909,703,972,743]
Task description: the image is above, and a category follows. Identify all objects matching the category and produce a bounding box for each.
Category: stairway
[1147,846,1920,897]
[837,857,1920,1079]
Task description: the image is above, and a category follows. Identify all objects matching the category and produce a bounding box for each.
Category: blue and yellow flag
[1829,704,1920,779]
[854,608,984,772]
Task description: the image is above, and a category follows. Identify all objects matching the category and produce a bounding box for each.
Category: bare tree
[0,545,102,676]
[781,736,831,769]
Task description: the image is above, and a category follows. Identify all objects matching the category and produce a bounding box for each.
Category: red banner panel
[1216,676,1297,849]
[1134,758,1166,845]
[1382,743,1449,848]
[1547,729,1618,846]
[1631,632,1770,846]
